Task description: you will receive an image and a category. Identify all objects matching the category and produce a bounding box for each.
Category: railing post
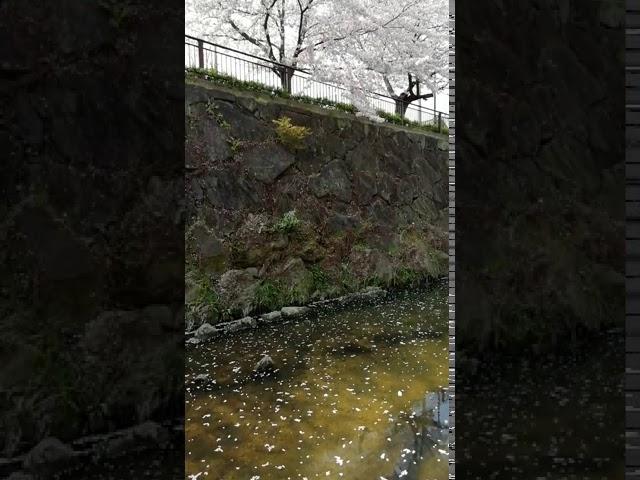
[213,44,218,72]
[438,112,442,133]
[197,39,204,69]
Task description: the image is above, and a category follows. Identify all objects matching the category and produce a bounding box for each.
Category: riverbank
[186,278,447,344]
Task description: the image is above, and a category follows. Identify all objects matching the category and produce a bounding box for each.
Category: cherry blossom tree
[186,0,329,91]
[186,0,448,116]
[308,0,449,116]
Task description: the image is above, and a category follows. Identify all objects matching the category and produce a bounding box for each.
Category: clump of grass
[309,265,329,293]
[272,116,311,150]
[253,280,285,312]
[189,270,220,313]
[376,110,449,135]
[186,68,357,114]
[273,210,302,234]
[391,267,423,288]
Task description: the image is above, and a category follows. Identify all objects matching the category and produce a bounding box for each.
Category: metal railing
[185,34,449,131]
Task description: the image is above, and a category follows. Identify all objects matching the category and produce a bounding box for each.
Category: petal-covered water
[186,287,448,480]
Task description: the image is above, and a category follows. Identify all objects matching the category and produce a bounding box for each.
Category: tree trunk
[278,66,294,93]
[394,98,409,117]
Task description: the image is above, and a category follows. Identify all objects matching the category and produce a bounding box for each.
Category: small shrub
[273,210,302,234]
[272,116,311,149]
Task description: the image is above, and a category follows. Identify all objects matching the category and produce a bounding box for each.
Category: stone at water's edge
[195,323,219,340]
[224,316,257,333]
[254,355,277,376]
[281,306,310,318]
[260,311,282,323]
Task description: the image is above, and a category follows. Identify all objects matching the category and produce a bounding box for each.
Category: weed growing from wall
[272,116,311,150]
[272,210,302,234]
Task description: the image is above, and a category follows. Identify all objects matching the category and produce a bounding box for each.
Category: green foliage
[391,267,422,288]
[387,244,401,257]
[227,137,242,153]
[338,263,358,293]
[195,276,220,310]
[376,110,449,135]
[253,281,284,312]
[186,68,358,114]
[273,210,302,234]
[272,116,311,150]
[353,240,369,252]
[205,99,230,128]
[309,265,329,292]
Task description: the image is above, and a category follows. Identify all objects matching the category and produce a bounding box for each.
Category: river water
[185,287,449,480]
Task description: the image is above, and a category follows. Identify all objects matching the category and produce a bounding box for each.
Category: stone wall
[185,79,448,328]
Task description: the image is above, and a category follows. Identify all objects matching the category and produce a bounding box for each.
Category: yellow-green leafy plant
[272,116,311,150]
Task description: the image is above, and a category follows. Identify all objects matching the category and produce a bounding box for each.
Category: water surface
[185,287,448,480]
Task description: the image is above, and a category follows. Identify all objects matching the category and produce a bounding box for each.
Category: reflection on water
[185,288,448,480]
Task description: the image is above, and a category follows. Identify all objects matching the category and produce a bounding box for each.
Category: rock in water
[254,355,276,376]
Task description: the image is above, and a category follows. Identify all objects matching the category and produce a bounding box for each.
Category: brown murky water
[185,287,448,480]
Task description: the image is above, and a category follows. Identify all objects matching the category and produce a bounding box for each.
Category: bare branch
[278,0,286,61]
[382,75,397,98]
[262,0,279,62]
[229,19,265,48]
